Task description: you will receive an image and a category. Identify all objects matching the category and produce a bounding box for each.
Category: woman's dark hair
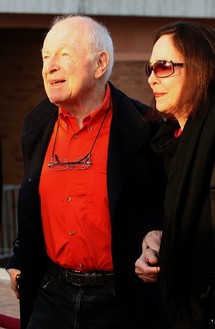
[153,21,215,118]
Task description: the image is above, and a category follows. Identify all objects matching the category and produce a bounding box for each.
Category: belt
[49,260,114,287]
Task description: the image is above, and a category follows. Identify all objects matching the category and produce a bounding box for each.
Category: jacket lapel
[107,84,150,219]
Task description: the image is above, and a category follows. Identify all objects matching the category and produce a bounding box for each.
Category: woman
[138,21,215,328]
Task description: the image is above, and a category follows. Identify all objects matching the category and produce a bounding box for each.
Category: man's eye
[42,55,50,61]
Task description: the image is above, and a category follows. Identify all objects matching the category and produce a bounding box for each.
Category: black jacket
[151,92,215,329]
[7,82,166,329]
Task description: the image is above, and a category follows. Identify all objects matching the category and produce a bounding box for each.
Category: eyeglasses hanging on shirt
[48,105,110,171]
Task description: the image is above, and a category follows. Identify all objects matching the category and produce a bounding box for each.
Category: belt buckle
[66,269,83,286]
[86,272,98,286]
[74,273,83,286]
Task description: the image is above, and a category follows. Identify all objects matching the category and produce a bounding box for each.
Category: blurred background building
[0,0,215,262]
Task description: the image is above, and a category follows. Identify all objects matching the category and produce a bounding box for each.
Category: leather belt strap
[48,259,114,287]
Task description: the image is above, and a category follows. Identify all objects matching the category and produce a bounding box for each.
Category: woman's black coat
[151,91,215,329]
[7,82,165,329]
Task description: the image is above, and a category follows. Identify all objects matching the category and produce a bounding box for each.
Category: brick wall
[0,27,152,185]
[0,28,46,185]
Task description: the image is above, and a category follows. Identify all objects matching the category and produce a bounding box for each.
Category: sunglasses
[145,60,184,78]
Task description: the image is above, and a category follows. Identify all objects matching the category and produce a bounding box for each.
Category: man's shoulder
[108,81,153,113]
[23,98,58,132]
[31,97,57,114]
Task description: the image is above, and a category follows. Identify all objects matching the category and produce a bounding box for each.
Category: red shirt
[174,127,182,138]
[39,85,113,271]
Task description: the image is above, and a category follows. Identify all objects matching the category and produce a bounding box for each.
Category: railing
[0,185,20,259]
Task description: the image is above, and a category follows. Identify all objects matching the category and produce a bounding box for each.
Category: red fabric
[40,85,113,271]
[0,314,20,329]
[174,126,182,138]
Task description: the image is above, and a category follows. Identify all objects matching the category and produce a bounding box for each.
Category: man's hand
[135,230,162,283]
[6,268,21,299]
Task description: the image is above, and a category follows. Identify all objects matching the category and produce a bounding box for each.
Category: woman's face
[147,34,186,118]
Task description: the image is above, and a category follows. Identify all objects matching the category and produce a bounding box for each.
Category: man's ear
[95,51,109,79]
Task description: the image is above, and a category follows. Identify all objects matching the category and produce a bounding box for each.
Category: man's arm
[6,237,21,299]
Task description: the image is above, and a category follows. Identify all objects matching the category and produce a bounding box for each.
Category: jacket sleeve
[6,235,21,270]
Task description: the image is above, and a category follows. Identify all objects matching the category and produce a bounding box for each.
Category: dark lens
[145,63,152,77]
[153,61,173,77]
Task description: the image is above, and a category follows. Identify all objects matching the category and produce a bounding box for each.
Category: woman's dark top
[151,98,215,329]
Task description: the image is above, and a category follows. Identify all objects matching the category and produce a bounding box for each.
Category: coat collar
[24,82,151,157]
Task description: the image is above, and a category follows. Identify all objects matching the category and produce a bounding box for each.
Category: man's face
[41,19,97,109]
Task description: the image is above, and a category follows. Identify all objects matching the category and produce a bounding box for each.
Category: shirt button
[67,196,72,202]
[73,134,78,139]
[69,231,74,236]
